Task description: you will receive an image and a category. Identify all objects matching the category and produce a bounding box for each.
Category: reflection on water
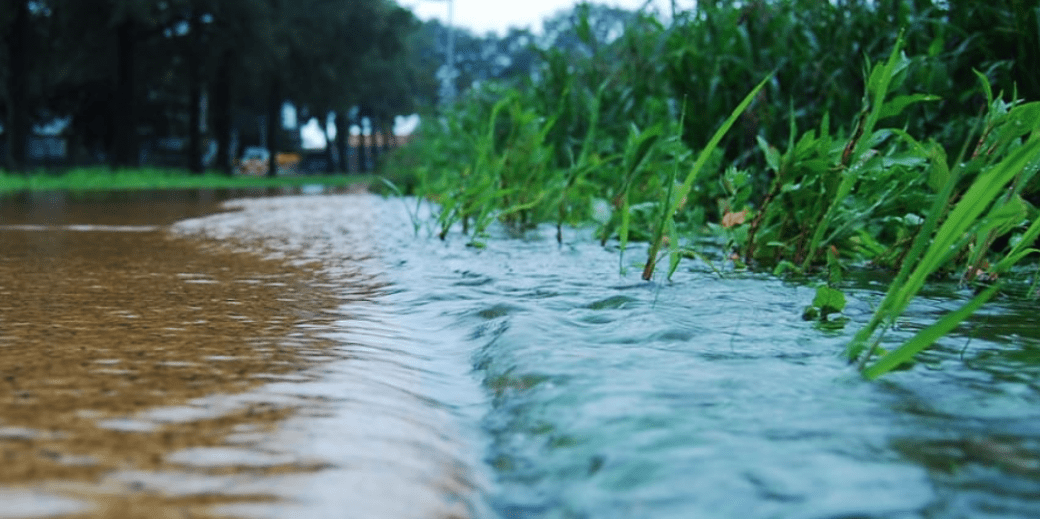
[0,190,228,227]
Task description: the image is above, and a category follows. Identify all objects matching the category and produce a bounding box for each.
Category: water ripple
[173,194,1040,519]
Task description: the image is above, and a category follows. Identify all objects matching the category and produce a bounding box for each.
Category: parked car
[236,146,301,176]
[237,147,269,176]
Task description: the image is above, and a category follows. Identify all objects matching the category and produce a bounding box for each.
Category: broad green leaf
[757,135,781,172]
[813,285,847,315]
[927,144,950,192]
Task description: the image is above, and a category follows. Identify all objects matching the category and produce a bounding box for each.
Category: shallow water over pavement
[0,222,344,516]
[2,191,1039,518]
[1,191,491,518]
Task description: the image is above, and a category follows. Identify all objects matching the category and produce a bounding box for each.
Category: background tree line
[0,0,649,177]
[0,0,429,175]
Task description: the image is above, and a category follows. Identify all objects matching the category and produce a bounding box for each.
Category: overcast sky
[398,0,687,36]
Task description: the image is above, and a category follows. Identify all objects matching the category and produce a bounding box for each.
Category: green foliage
[813,286,846,316]
[845,124,1040,377]
[382,1,1040,378]
[0,0,416,174]
[741,36,941,271]
[642,75,771,280]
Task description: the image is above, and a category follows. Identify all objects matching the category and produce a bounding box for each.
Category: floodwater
[2,190,1039,518]
[1,190,489,518]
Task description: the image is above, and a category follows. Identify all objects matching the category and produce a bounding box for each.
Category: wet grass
[0,167,374,194]
[383,15,1040,378]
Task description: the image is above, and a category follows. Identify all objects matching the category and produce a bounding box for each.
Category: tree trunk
[111,19,138,169]
[4,0,31,173]
[371,119,382,166]
[373,128,381,169]
[322,111,336,172]
[383,125,395,160]
[212,49,234,176]
[187,8,204,174]
[334,110,349,173]
[358,117,370,173]
[266,75,281,178]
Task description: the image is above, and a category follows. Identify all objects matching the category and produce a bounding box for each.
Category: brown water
[0,191,488,518]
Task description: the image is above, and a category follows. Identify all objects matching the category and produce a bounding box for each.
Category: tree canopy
[0,0,423,174]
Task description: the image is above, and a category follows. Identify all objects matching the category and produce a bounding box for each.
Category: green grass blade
[673,74,771,217]
[857,32,905,157]
[901,137,1040,305]
[643,74,771,279]
[846,134,1040,365]
[863,283,1002,379]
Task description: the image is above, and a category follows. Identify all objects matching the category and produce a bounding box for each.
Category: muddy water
[0,191,489,518]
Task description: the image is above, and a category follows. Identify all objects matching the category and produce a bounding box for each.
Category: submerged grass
[0,167,373,194]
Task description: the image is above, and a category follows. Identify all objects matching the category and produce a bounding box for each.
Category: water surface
[1,191,490,518]
[175,194,1040,518]
[2,191,1038,518]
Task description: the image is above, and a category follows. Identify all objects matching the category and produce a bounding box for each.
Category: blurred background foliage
[0,0,424,175]
[391,0,1040,182]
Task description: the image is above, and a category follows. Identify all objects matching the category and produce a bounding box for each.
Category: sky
[398,0,682,36]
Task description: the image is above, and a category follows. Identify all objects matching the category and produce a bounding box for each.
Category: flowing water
[1,191,1038,518]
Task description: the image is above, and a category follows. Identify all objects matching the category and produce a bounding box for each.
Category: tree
[197,0,273,175]
[1,0,32,172]
[0,0,454,175]
[348,5,423,171]
[41,0,174,169]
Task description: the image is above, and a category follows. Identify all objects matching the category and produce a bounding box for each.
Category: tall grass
[641,75,771,280]
[844,77,1040,377]
[382,1,1040,377]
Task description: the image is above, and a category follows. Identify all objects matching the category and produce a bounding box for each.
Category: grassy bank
[382,1,1040,378]
[0,167,374,195]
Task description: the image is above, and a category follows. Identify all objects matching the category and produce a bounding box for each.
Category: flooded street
[0,191,490,518]
[2,191,1039,518]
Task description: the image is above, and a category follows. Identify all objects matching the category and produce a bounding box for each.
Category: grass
[641,74,771,280]
[0,167,375,194]
[383,21,1040,378]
